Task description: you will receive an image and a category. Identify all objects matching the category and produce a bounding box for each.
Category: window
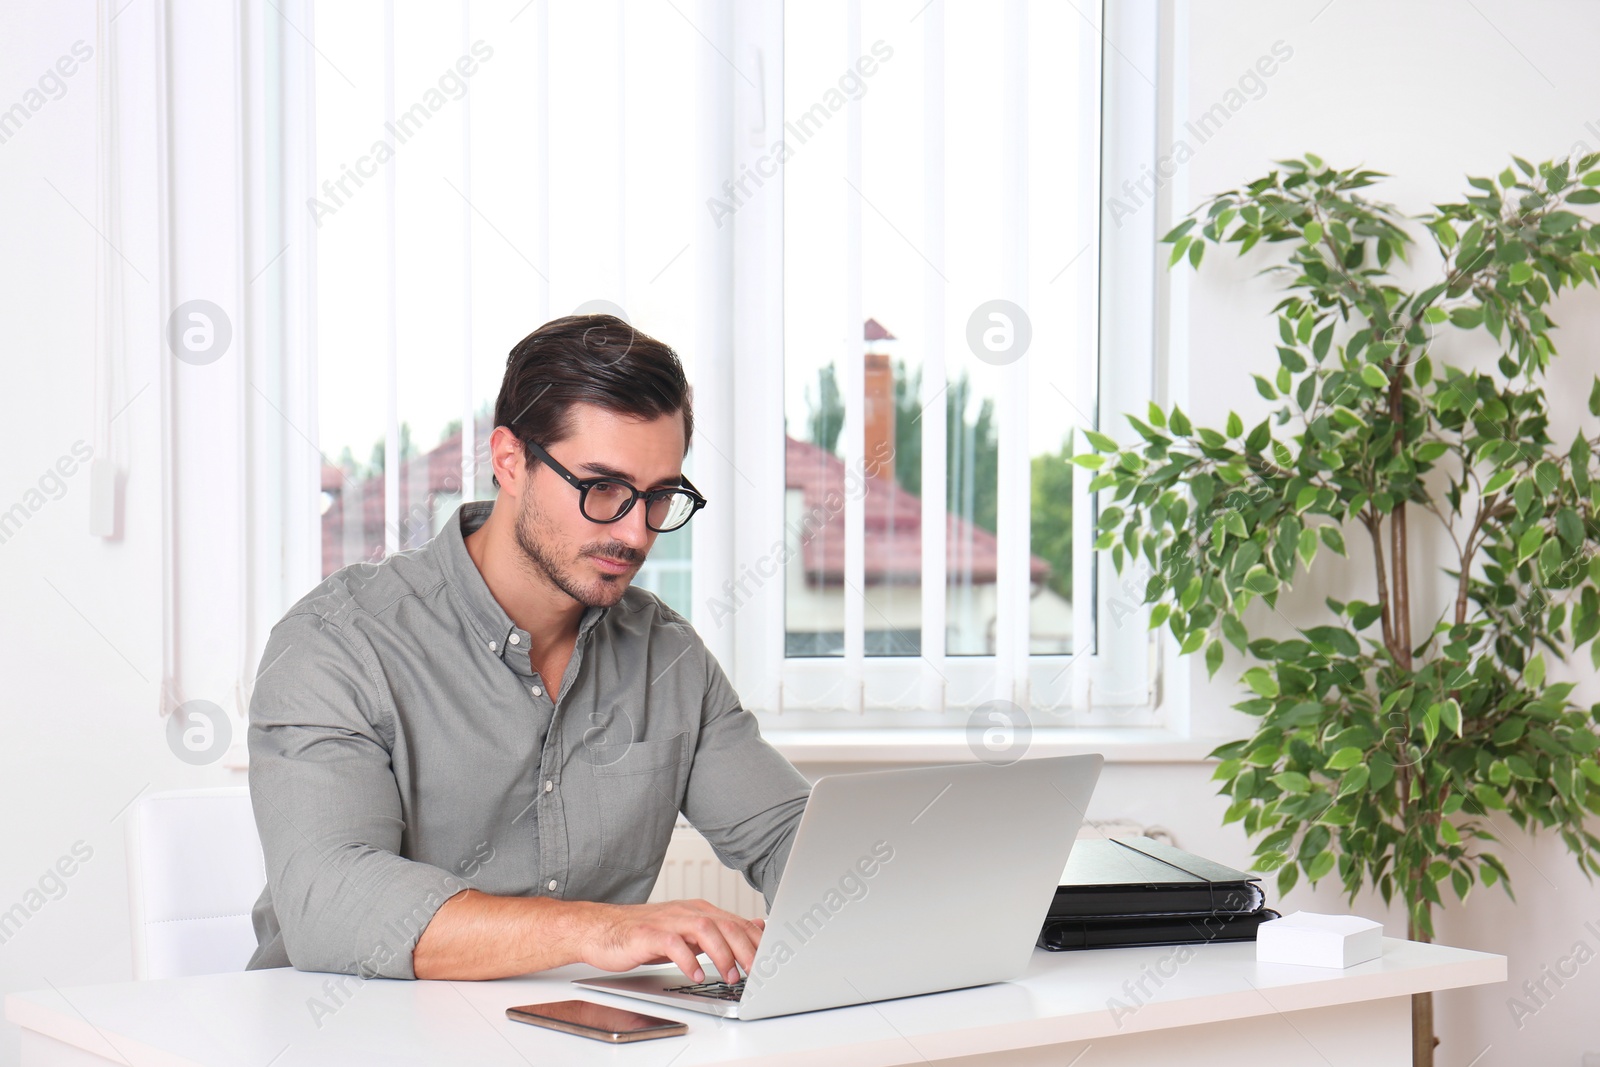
[300,0,1163,730]
[722,0,1161,726]
[309,0,727,616]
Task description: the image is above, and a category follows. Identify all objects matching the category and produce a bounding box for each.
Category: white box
[1256,911,1384,968]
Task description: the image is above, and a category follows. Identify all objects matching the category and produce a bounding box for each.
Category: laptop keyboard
[664,978,746,1001]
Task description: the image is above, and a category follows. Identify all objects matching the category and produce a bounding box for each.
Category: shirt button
[488,641,497,652]
[544,780,554,792]
[531,685,543,697]
[508,633,521,646]
[548,879,558,891]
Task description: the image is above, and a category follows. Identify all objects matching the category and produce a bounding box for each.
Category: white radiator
[647,818,1176,920]
[648,821,768,920]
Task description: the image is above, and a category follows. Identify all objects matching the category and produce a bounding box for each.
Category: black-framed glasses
[521,437,707,533]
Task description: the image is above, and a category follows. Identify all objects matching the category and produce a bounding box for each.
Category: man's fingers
[716,917,763,974]
[683,915,741,984]
[656,932,703,983]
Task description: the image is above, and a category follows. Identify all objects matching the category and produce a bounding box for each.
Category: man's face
[512,403,687,608]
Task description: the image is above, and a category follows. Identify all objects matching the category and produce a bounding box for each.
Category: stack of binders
[1038,836,1280,952]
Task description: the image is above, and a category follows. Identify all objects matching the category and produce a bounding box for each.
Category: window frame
[722,0,1187,751]
[249,0,1213,763]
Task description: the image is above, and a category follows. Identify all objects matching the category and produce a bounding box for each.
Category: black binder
[1046,836,1264,920]
[1039,908,1281,951]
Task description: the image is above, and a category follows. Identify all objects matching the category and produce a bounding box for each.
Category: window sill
[765,727,1231,765]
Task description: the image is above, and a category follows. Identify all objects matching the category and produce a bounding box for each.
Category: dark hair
[492,314,693,488]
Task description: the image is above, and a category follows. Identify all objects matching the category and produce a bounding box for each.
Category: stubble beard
[513,489,642,609]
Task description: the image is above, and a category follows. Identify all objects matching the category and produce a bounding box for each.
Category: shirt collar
[438,500,608,668]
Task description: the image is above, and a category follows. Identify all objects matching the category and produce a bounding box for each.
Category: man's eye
[589,481,625,497]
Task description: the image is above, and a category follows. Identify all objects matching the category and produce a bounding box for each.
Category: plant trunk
[1408,911,1436,1067]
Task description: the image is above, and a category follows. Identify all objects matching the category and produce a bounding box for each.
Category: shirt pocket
[588,733,689,873]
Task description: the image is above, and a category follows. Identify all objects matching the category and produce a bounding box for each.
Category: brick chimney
[863,318,896,480]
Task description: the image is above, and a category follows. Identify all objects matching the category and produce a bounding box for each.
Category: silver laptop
[574,754,1103,1020]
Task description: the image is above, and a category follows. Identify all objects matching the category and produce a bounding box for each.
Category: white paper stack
[1255,911,1384,968]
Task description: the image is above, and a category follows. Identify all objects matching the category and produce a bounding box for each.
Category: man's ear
[490,426,527,494]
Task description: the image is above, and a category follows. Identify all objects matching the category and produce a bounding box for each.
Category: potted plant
[1082,153,1600,1066]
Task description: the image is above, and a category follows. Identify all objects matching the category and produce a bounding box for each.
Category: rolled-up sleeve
[680,645,811,909]
[247,611,464,979]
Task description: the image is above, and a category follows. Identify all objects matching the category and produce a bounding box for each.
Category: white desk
[6,938,1503,1067]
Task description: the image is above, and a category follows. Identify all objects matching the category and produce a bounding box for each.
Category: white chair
[125,786,267,980]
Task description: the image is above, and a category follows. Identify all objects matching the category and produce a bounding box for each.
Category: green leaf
[1492,716,1527,744]
[1243,564,1278,594]
[1508,262,1534,286]
[1540,538,1564,583]
[1226,411,1244,438]
[1557,508,1584,549]
[1526,653,1546,689]
[1222,613,1250,653]
[1306,850,1337,883]
[1271,770,1311,794]
[1473,783,1507,810]
[1439,699,1463,737]
[1162,218,1198,243]
[1244,744,1282,767]
[1083,430,1119,453]
[1360,364,1389,389]
[1590,378,1600,418]
[1206,638,1225,678]
[1297,527,1319,568]
[1072,454,1107,469]
[1319,526,1347,556]
[1336,764,1371,798]
[1243,667,1280,698]
[1303,221,1323,245]
[1482,469,1515,496]
[1245,421,1272,454]
[1327,746,1364,771]
[1516,525,1544,565]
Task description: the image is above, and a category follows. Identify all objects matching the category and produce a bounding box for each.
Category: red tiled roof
[319,425,479,577]
[320,425,1055,588]
[784,436,1052,586]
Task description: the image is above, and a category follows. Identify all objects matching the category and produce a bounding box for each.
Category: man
[246,314,810,986]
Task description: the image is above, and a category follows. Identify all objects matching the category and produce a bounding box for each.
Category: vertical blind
[305,0,1157,724]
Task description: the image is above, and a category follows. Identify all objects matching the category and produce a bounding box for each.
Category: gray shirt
[245,501,810,978]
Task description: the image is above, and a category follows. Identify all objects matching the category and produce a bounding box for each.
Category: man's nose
[611,502,652,549]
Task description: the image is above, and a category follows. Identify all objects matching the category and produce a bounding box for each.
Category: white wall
[2,3,1599,1067]
[1160,2,1600,1064]
[0,3,250,1066]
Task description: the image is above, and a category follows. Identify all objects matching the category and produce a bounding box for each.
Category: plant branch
[1361,509,1397,659]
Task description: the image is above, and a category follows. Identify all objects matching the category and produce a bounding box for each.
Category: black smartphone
[505,999,688,1043]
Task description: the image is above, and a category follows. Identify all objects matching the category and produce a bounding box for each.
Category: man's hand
[583,898,765,985]
[412,890,764,982]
